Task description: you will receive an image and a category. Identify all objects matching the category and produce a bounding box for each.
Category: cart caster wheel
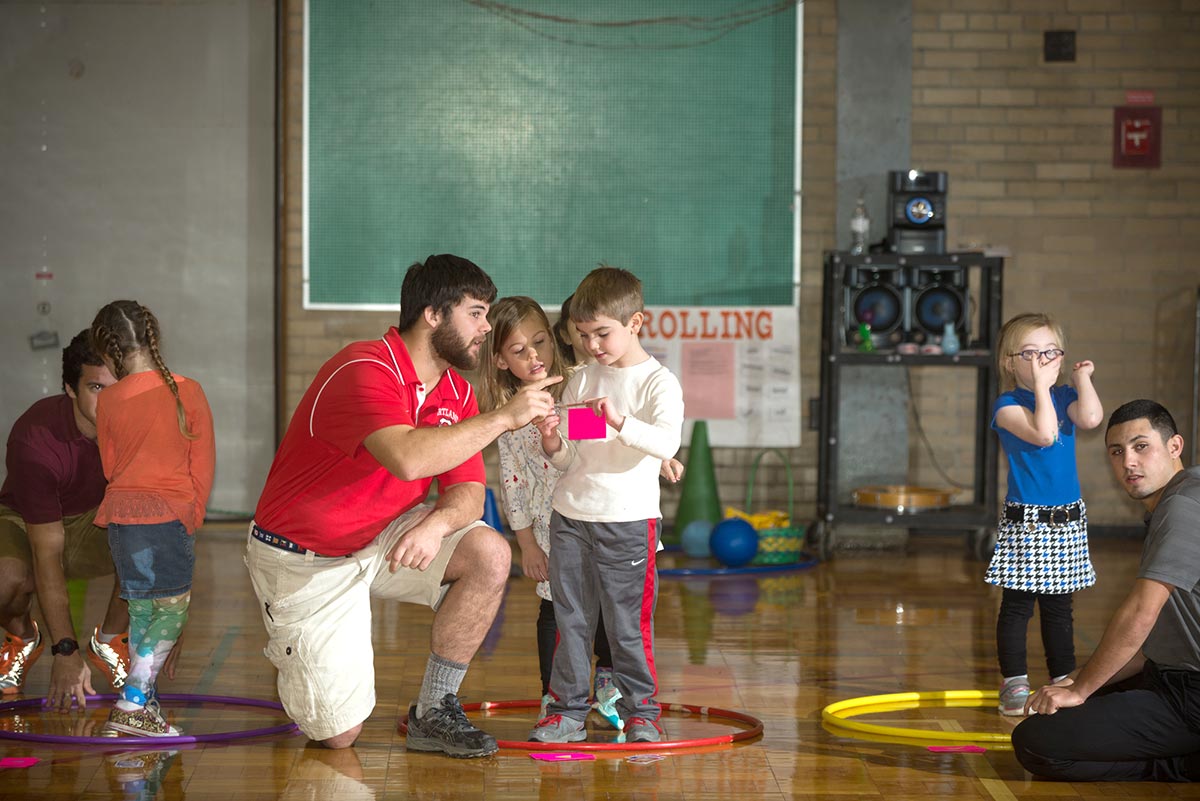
[970,527,996,561]
[809,521,835,561]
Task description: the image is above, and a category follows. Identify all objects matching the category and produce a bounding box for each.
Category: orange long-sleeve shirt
[95,371,215,534]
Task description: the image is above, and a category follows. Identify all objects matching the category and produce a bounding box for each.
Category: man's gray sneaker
[405,693,498,758]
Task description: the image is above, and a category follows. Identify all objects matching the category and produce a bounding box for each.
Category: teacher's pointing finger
[525,375,563,392]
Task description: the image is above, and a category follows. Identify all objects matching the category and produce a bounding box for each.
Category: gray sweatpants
[545,511,661,724]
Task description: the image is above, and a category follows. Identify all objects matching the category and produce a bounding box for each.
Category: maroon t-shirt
[0,394,106,524]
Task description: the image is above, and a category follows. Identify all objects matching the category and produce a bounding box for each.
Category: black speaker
[906,265,967,343]
[892,227,946,255]
[843,263,906,348]
[889,170,948,254]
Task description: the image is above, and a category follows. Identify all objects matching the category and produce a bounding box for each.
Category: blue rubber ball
[680,520,715,559]
[709,518,759,568]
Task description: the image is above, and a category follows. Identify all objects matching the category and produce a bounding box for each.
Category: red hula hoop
[398,699,764,752]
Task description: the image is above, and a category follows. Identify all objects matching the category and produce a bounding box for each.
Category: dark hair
[91,300,196,440]
[397,254,497,333]
[552,293,578,368]
[570,265,643,325]
[1106,399,1179,442]
[62,328,104,393]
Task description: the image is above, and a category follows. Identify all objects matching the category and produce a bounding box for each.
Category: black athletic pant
[537,598,612,695]
[997,589,1076,679]
[1013,660,1200,782]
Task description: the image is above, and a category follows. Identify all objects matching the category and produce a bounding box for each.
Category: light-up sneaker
[87,628,130,690]
[0,622,43,695]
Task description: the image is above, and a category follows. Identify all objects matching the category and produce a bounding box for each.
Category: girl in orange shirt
[90,300,214,737]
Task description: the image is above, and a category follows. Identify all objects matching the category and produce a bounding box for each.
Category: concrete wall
[0,1,276,516]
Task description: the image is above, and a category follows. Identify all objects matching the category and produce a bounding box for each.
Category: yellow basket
[743,449,804,565]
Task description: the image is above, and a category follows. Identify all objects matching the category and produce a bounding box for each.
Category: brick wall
[279,1,1196,534]
[279,0,395,427]
[909,0,1200,526]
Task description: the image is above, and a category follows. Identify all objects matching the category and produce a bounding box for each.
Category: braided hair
[90,300,197,440]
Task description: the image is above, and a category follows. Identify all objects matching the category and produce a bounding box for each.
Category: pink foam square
[927,745,987,754]
[530,752,594,761]
[0,757,39,768]
[567,407,606,440]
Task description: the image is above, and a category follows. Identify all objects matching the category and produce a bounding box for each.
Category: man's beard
[431,322,478,371]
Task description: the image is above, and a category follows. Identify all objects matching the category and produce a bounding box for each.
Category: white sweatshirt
[548,356,684,522]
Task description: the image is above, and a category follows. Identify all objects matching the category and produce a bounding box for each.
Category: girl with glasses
[986,312,1103,716]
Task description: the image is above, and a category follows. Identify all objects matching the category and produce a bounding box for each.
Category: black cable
[460,0,802,50]
[905,370,973,491]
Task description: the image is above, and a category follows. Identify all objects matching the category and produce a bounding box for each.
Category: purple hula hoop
[0,693,299,746]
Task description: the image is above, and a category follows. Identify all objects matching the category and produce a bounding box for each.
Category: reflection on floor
[0,526,1166,800]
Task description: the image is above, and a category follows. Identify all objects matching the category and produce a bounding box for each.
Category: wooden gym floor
[1,524,1190,800]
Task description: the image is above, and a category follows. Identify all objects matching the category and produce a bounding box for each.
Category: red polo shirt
[254,328,484,555]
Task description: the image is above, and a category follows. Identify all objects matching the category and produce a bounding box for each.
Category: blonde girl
[91,300,214,736]
[480,296,624,724]
[987,312,1102,716]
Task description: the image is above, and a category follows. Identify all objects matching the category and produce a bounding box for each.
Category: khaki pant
[0,504,116,580]
[244,504,484,741]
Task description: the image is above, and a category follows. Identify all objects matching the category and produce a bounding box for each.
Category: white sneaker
[998,679,1031,716]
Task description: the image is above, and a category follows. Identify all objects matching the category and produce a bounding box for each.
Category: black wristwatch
[50,638,79,656]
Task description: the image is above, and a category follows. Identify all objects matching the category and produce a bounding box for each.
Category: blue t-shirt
[991,384,1080,505]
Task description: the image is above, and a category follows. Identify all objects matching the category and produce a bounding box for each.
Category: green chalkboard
[307,2,797,308]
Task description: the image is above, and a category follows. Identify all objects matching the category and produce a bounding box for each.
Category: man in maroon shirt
[0,330,129,708]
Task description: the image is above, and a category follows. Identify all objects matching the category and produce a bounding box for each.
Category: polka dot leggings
[121,593,190,705]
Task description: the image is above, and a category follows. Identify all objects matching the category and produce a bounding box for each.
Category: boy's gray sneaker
[626,716,663,743]
[406,693,498,758]
[529,714,587,743]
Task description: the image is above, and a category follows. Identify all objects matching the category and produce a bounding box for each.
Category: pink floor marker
[927,745,987,754]
[530,752,595,762]
[567,407,606,440]
[0,757,40,768]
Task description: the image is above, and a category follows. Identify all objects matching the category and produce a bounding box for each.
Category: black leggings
[1013,661,1200,782]
[537,598,612,695]
[997,588,1075,679]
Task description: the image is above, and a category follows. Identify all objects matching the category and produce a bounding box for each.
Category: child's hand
[520,544,550,583]
[535,411,561,440]
[585,397,625,431]
[1071,360,1095,383]
[660,458,685,482]
[163,632,185,680]
[1030,354,1058,392]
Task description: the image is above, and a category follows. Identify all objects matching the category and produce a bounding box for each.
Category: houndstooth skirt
[985,499,1096,594]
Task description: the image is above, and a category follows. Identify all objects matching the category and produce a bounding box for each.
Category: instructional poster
[640,306,800,448]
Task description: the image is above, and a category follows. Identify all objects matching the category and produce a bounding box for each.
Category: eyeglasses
[1009,348,1064,362]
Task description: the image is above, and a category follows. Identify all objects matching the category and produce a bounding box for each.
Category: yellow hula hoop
[822,690,1012,743]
